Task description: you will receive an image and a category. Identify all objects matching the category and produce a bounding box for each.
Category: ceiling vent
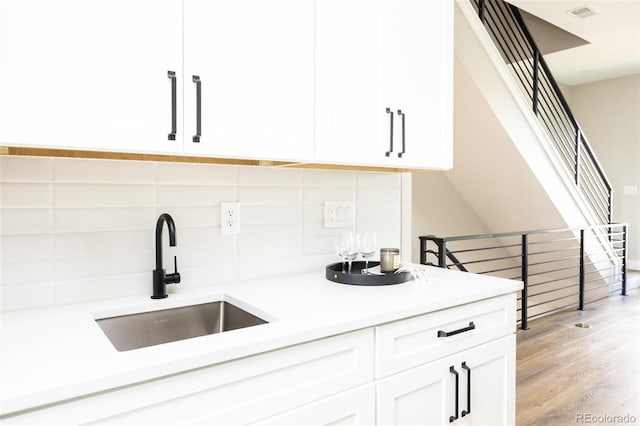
[568,5,600,19]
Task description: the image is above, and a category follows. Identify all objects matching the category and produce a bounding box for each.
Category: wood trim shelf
[0,146,422,173]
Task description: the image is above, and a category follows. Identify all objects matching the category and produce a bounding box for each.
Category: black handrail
[420,223,628,330]
[420,235,469,272]
[470,0,613,225]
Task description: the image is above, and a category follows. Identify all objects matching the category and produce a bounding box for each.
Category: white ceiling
[508,0,640,86]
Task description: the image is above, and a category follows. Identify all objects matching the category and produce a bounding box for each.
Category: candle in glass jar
[380,248,400,273]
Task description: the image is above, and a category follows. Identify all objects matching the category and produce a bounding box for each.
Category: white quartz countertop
[0,266,522,415]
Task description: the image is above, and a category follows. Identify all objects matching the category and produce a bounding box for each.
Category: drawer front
[375,293,516,378]
[3,329,374,425]
[250,383,375,426]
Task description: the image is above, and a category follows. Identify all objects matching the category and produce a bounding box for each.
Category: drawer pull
[461,362,471,417]
[168,70,177,141]
[397,109,406,158]
[449,365,459,423]
[192,75,202,143]
[437,321,475,338]
[385,108,394,157]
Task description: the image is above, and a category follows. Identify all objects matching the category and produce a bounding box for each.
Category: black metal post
[478,0,485,21]
[622,225,628,296]
[520,234,529,330]
[420,238,426,265]
[437,239,447,268]
[578,229,585,310]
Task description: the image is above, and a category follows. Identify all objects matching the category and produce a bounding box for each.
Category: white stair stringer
[449,0,618,286]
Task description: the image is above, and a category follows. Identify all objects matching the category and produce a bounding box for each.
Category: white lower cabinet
[375,293,517,425]
[377,335,515,426]
[2,329,374,426]
[2,295,517,425]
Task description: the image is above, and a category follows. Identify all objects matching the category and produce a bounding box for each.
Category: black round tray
[325,261,411,286]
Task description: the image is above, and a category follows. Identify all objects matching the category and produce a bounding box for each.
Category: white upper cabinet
[0,0,183,154]
[182,0,315,162]
[315,0,453,169]
[1,0,450,169]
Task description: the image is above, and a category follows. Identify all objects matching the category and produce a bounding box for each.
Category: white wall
[411,172,493,263]
[565,74,640,269]
[0,156,402,312]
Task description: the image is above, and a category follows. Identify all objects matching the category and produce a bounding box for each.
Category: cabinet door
[315,0,383,166]
[250,384,375,426]
[386,0,454,170]
[0,0,183,154]
[315,0,453,170]
[456,335,516,426]
[377,355,452,425]
[183,0,314,162]
[377,335,515,426]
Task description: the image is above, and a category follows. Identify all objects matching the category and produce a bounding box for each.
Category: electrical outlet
[323,201,354,228]
[220,202,240,234]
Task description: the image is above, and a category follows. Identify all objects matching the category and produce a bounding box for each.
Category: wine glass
[335,230,358,273]
[359,232,378,274]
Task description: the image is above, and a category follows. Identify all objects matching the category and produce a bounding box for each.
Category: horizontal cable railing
[420,224,628,329]
[470,0,613,224]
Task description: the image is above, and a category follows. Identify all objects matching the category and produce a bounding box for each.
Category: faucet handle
[165,256,181,284]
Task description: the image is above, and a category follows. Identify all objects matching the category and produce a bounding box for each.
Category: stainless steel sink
[96,301,268,351]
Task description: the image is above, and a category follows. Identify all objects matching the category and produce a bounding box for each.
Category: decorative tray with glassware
[326,230,412,286]
[325,261,412,286]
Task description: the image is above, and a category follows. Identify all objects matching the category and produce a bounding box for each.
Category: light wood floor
[516,280,640,425]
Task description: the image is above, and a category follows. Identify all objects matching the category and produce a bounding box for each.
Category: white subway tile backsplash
[242,205,301,225]
[302,170,355,187]
[160,206,219,229]
[156,162,237,186]
[357,172,401,189]
[53,184,154,208]
[1,282,54,311]
[174,245,235,269]
[238,240,301,262]
[2,259,53,286]
[0,234,53,262]
[54,252,153,281]
[54,207,153,233]
[53,158,155,184]
[237,258,302,281]
[0,208,52,235]
[302,236,335,256]
[178,227,236,248]
[0,157,402,312]
[357,187,401,204]
[53,230,152,257]
[302,187,355,205]
[156,185,236,207]
[238,166,301,187]
[0,183,51,208]
[302,253,336,274]
[239,186,301,205]
[239,224,302,246]
[54,273,149,306]
[179,265,237,289]
[0,156,52,182]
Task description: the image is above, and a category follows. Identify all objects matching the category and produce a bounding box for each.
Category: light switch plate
[324,201,355,228]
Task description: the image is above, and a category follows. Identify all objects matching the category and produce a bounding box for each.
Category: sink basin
[96,301,268,351]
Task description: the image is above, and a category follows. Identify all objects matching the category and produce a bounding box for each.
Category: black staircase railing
[471,0,613,225]
[420,224,628,330]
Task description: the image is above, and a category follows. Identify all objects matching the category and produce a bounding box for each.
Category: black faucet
[152,213,181,299]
